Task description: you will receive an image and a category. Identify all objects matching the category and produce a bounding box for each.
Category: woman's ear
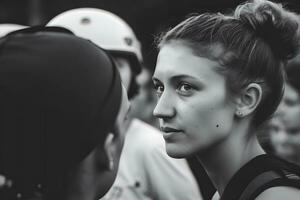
[103,133,115,171]
[235,83,262,118]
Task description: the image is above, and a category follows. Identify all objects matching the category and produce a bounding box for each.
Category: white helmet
[0,24,27,37]
[47,8,142,74]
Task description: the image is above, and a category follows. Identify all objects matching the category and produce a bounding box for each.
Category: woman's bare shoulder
[255,186,300,200]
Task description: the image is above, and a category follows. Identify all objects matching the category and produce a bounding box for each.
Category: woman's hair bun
[234,0,300,60]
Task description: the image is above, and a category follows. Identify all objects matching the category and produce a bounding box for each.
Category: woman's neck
[197,122,266,196]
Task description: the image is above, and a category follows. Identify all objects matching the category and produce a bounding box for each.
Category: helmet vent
[81,17,91,25]
[124,37,133,46]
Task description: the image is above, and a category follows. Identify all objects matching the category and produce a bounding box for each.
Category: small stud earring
[108,159,114,171]
[236,111,243,117]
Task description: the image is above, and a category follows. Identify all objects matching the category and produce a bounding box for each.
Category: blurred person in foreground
[0,26,130,200]
[47,8,203,200]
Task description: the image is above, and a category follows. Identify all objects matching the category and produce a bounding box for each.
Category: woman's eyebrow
[170,74,198,81]
[152,74,198,82]
[152,77,160,83]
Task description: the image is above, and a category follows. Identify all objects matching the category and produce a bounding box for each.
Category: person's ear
[103,133,115,171]
[235,83,262,118]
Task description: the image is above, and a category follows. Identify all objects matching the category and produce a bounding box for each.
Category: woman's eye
[153,83,164,97]
[179,84,192,91]
[177,83,193,94]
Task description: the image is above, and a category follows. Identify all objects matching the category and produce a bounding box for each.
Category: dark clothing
[221,154,300,200]
[187,156,216,200]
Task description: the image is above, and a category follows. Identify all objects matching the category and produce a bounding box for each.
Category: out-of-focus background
[1,0,299,69]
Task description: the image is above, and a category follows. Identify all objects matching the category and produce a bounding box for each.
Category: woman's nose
[153,92,175,119]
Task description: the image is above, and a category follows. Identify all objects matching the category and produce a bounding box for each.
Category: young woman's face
[152,41,236,158]
[98,84,131,194]
[113,56,132,91]
[66,85,131,200]
[115,85,132,140]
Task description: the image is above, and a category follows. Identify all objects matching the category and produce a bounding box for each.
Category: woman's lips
[160,126,181,132]
[160,127,183,140]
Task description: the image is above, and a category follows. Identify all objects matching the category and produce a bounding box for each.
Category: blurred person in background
[268,54,300,165]
[47,8,203,200]
[0,26,130,200]
[129,67,159,127]
[153,0,300,199]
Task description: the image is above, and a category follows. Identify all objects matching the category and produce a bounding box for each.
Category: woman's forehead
[154,42,222,81]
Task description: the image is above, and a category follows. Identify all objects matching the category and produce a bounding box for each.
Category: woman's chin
[165,144,189,158]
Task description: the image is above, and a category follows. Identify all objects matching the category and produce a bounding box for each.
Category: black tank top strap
[238,169,300,200]
[221,154,300,200]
